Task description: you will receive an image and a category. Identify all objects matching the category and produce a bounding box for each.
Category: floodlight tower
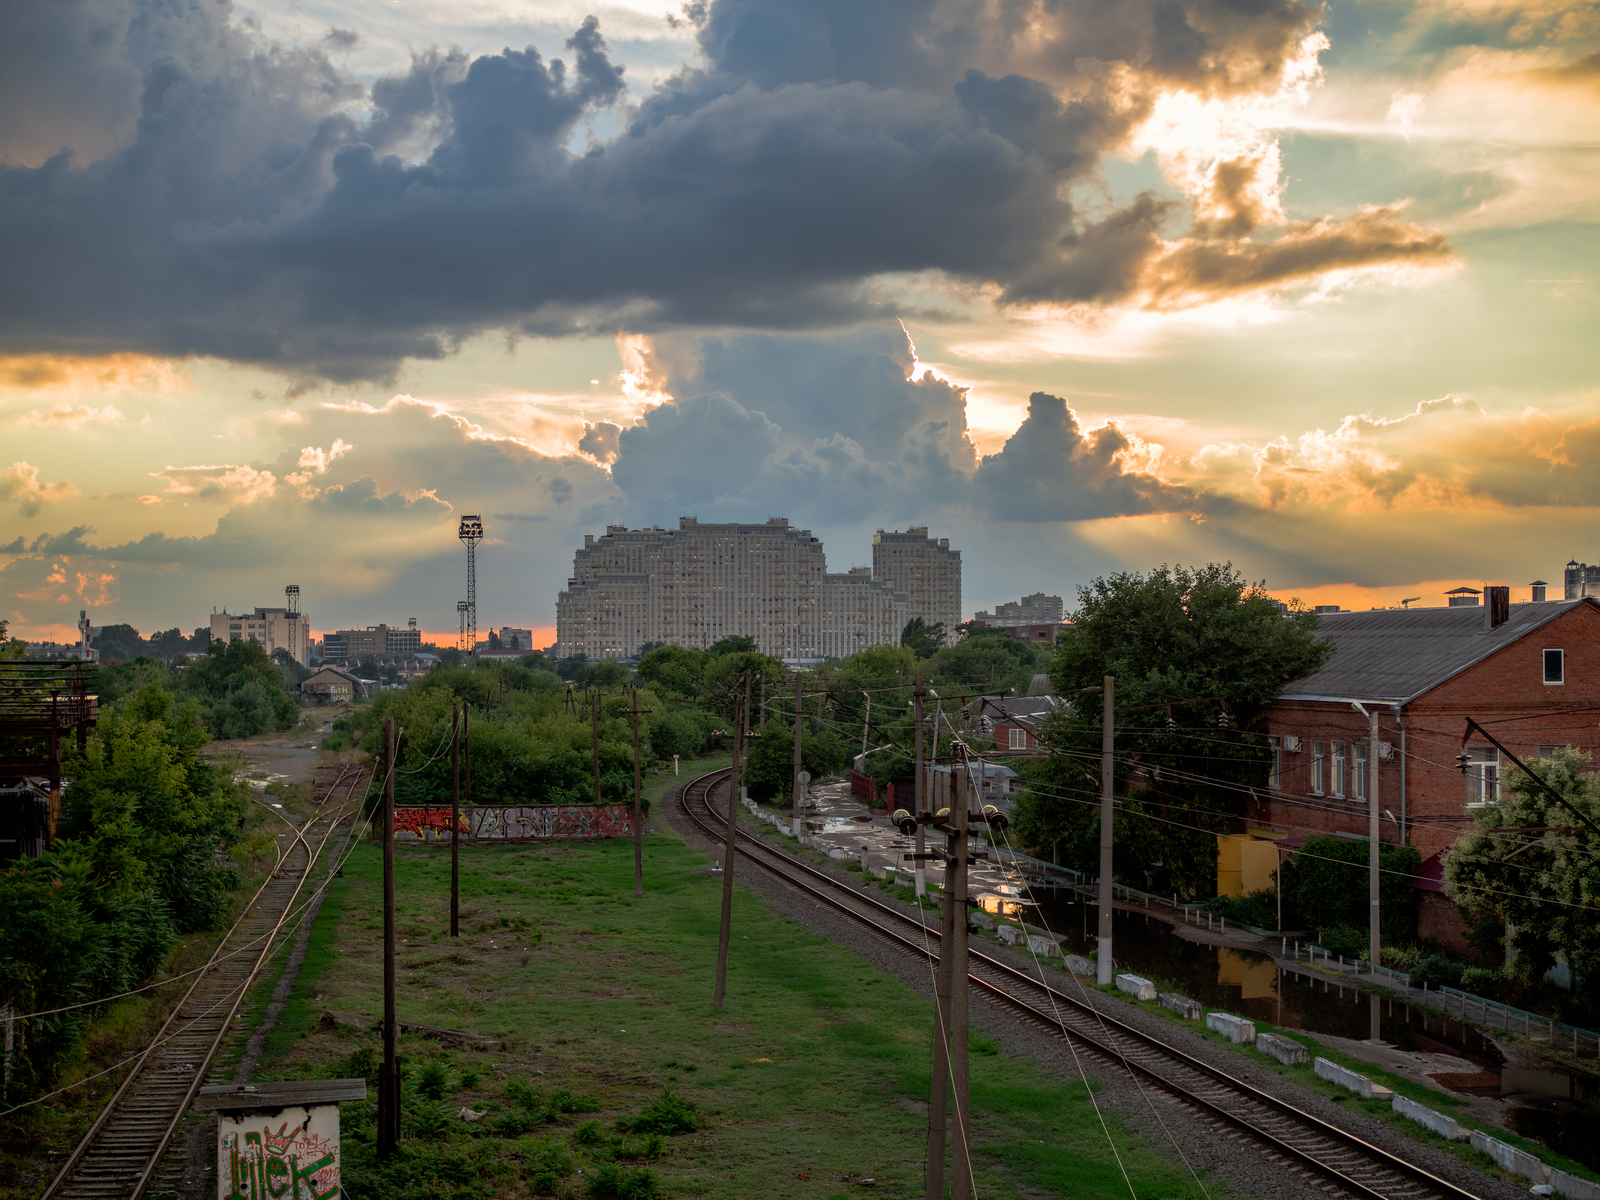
[458,515,483,660]
[457,601,468,654]
[286,584,300,665]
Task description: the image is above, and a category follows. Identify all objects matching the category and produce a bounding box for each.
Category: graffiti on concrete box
[217,1104,339,1200]
[395,803,634,841]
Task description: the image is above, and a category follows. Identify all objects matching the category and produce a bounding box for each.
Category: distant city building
[554,517,921,661]
[23,641,98,661]
[872,528,961,643]
[972,592,1063,628]
[210,606,311,666]
[322,622,421,662]
[1566,560,1600,600]
[497,627,534,651]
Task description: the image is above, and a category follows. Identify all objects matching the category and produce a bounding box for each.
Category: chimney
[1484,585,1510,629]
[1530,580,1547,603]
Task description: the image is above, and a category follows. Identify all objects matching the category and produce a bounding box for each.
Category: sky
[2,0,1597,648]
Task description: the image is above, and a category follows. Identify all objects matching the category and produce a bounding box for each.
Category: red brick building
[1252,597,1600,950]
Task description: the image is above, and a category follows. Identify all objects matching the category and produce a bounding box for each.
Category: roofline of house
[1278,596,1597,706]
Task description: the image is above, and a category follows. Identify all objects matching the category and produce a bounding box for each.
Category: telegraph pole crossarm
[1461,718,1600,841]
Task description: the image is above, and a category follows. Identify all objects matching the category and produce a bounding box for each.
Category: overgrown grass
[258,764,1221,1200]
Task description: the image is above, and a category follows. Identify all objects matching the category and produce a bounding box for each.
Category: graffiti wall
[217,1104,339,1200]
[394,804,635,841]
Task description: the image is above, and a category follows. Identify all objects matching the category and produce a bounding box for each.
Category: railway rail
[41,764,372,1200]
[678,767,1488,1200]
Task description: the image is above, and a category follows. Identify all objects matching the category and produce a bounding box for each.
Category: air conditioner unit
[1281,736,1301,752]
[1378,742,1395,760]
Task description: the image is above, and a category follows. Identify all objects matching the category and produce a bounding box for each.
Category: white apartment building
[210,606,312,666]
[973,592,1063,627]
[554,518,912,661]
[872,527,962,642]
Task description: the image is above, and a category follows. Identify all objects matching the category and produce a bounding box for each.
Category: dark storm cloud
[0,0,1418,381]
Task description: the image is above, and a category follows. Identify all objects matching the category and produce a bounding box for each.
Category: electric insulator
[890,808,918,836]
[1166,716,1177,734]
[981,804,1009,833]
[1456,753,1471,775]
[1217,712,1230,729]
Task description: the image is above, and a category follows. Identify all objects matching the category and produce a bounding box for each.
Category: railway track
[678,768,1487,1200]
[41,765,372,1200]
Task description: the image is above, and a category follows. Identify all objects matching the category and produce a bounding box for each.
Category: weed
[573,1120,603,1145]
[615,1088,702,1136]
[969,1031,1000,1056]
[506,1077,545,1111]
[611,1133,664,1161]
[340,1042,378,1079]
[587,1162,659,1199]
[456,1068,480,1090]
[415,1061,451,1101]
[549,1087,599,1115]
[409,1099,455,1139]
[491,1109,545,1137]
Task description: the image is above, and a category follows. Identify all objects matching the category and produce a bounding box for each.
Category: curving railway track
[677,767,1489,1200]
[41,764,372,1200]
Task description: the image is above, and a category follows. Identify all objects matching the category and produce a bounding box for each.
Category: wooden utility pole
[791,670,804,836]
[379,718,399,1158]
[463,703,471,813]
[450,705,461,938]
[913,681,926,898]
[714,676,747,1011]
[627,688,652,898]
[591,687,602,805]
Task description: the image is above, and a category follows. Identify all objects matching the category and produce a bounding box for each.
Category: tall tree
[1446,748,1600,998]
[1014,563,1329,897]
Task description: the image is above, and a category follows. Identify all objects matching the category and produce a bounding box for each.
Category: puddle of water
[1021,889,1505,1068]
[1504,1101,1600,1171]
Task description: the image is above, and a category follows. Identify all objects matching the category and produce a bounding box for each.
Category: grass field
[261,762,1223,1200]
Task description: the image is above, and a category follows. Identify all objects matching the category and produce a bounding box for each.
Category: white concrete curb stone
[971,912,996,931]
[1205,1012,1256,1045]
[1255,1032,1308,1065]
[997,925,1025,945]
[1027,934,1062,957]
[1469,1130,1549,1185]
[1550,1169,1600,1200]
[1115,973,1157,1001]
[1159,993,1202,1020]
[1314,1057,1392,1099]
[1390,1094,1467,1140]
[1064,955,1095,976]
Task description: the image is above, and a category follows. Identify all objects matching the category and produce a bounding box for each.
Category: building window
[1330,741,1345,798]
[1310,741,1325,794]
[1465,746,1500,807]
[1544,649,1564,685]
[1268,736,1282,790]
[1007,727,1028,750]
[1351,742,1367,802]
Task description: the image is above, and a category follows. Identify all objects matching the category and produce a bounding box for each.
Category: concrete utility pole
[463,703,471,815]
[913,681,926,898]
[628,688,652,899]
[925,799,956,1200]
[860,691,871,757]
[1097,676,1115,986]
[791,670,804,836]
[379,718,399,1158]
[591,687,602,805]
[714,676,748,1011]
[948,762,974,1200]
[1352,700,1382,1041]
[450,705,460,938]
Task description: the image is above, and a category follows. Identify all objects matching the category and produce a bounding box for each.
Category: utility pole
[450,705,460,938]
[913,680,926,898]
[591,687,602,805]
[925,795,956,1200]
[627,688,652,898]
[1352,701,1382,1042]
[379,718,399,1158]
[1097,676,1115,986]
[791,670,804,836]
[714,676,747,1011]
[949,761,973,1200]
[861,691,871,757]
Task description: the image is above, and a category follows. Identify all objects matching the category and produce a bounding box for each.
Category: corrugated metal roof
[1277,599,1591,704]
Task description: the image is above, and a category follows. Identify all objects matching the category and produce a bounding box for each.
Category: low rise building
[211,605,311,666]
[973,592,1063,627]
[300,666,367,702]
[322,621,421,663]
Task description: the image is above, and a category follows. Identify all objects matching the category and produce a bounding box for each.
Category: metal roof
[1277,599,1593,705]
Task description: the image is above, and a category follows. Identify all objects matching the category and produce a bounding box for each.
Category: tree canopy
[1012,563,1329,897]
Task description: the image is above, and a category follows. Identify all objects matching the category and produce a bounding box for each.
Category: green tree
[1013,563,1329,898]
[1446,748,1600,996]
[1280,835,1422,945]
[182,637,300,737]
[637,645,708,696]
[707,635,758,658]
[900,617,946,658]
[744,717,851,803]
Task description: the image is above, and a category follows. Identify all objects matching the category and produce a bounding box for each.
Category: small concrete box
[195,1079,367,1200]
[1255,1032,1308,1066]
[997,924,1024,945]
[1313,1056,1392,1100]
[1204,1011,1256,1045]
[1159,993,1202,1020]
[970,912,996,931]
[1115,973,1157,1001]
[1064,954,1095,976]
[1027,934,1063,958]
[1391,1094,1467,1141]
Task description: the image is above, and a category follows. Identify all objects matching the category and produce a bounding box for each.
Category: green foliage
[1013,563,1331,898]
[573,1120,604,1145]
[706,635,758,657]
[1210,889,1280,930]
[0,681,247,1100]
[744,717,850,803]
[900,617,946,658]
[1446,747,1600,995]
[614,1087,703,1136]
[586,1163,660,1199]
[923,625,1046,691]
[636,645,707,696]
[415,1060,451,1100]
[89,637,300,739]
[1280,836,1422,945]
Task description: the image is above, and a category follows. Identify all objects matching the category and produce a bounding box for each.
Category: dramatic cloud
[0,0,1447,380]
[0,462,80,516]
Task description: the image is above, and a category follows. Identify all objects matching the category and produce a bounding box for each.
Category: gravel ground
[668,777,1522,1200]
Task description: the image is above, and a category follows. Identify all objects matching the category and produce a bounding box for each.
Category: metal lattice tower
[457,601,468,654]
[285,584,300,664]
[458,515,483,658]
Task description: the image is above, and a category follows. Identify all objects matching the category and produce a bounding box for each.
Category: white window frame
[1465,745,1500,808]
[1310,740,1325,794]
[1352,742,1368,802]
[1544,648,1565,685]
[1007,727,1028,751]
[1268,736,1283,790]
[1331,740,1345,798]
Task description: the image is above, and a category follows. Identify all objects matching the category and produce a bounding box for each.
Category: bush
[614,1087,703,1136]
[587,1163,659,1199]
[573,1120,603,1145]
[1460,965,1501,996]
[415,1061,451,1101]
[1314,924,1368,959]
[1281,837,1421,943]
[1211,889,1278,930]
[1412,955,1463,989]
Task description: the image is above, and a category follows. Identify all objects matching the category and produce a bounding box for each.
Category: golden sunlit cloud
[0,461,80,516]
[7,403,128,430]
[0,353,187,392]
[150,463,279,505]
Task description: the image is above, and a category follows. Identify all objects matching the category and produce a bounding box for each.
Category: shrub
[549,1087,599,1114]
[1281,836,1421,943]
[415,1061,451,1101]
[573,1120,604,1145]
[587,1163,659,1199]
[1412,955,1463,989]
[505,1077,545,1111]
[1460,965,1501,996]
[614,1088,703,1136]
[1211,889,1279,930]
[491,1109,544,1137]
[1315,924,1368,960]
[341,1042,379,1079]
[408,1099,455,1139]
